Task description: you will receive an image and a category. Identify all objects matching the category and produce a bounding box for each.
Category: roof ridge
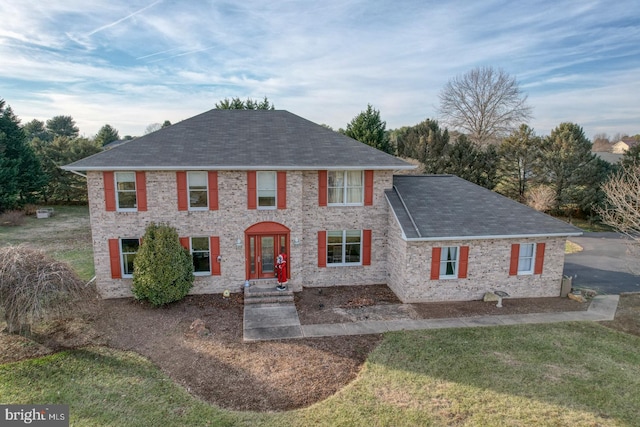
[392,185,422,238]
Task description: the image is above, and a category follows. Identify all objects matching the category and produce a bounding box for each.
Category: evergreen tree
[496,124,543,201]
[540,122,607,214]
[32,136,101,202]
[621,144,640,168]
[343,104,392,154]
[23,119,52,143]
[94,124,120,146]
[0,99,46,209]
[215,96,275,110]
[46,115,79,139]
[132,223,194,306]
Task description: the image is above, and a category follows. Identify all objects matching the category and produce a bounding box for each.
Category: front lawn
[0,205,94,280]
[2,322,639,426]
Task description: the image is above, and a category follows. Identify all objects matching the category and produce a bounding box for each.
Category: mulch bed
[2,284,597,412]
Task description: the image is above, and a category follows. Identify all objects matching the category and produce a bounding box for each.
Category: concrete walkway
[243,295,620,342]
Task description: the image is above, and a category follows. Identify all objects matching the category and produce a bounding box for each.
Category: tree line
[0,98,126,210]
[2,87,635,222]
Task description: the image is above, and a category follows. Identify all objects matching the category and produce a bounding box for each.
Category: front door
[246,222,290,281]
[247,234,288,280]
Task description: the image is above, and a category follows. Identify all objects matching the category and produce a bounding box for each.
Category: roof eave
[404,232,583,242]
[61,164,418,172]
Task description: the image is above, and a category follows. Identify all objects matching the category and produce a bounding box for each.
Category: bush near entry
[132,223,194,306]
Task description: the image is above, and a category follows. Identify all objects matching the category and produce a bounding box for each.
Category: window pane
[258,194,276,207]
[257,172,276,207]
[191,237,209,251]
[439,246,458,277]
[257,171,276,190]
[518,243,535,273]
[116,172,135,189]
[190,190,208,207]
[328,188,343,204]
[347,171,362,186]
[347,188,363,203]
[123,254,136,275]
[193,252,210,273]
[328,171,344,188]
[117,192,137,209]
[121,239,139,276]
[327,231,343,264]
[328,231,343,244]
[520,244,534,257]
[188,172,207,188]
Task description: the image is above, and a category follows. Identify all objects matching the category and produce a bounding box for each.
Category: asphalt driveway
[563,232,640,295]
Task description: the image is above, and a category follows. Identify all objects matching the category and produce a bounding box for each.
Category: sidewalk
[243,295,619,342]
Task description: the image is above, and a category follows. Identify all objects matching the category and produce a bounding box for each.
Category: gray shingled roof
[385,175,582,240]
[63,109,414,171]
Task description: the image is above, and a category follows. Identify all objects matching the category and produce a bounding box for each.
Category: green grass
[555,216,614,233]
[0,205,94,281]
[2,323,639,426]
[565,240,583,254]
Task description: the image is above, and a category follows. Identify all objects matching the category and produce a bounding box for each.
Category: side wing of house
[385,175,582,303]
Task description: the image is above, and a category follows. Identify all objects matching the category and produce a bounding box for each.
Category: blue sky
[1,0,638,139]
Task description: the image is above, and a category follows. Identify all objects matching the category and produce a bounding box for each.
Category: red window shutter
[104,171,116,211]
[208,171,219,210]
[179,237,190,251]
[362,229,372,265]
[509,244,520,276]
[458,246,469,278]
[364,170,374,206]
[247,171,257,209]
[318,170,327,206]
[534,243,546,275]
[136,171,147,211]
[317,231,327,267]
[108,239,122,279]
[210,236,221,276]
[430,247,441,280]
[277,171,287,209]
[176,172,188,211]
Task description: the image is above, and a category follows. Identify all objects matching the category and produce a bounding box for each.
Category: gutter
[61,164,418,172]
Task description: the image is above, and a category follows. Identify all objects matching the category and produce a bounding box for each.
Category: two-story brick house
[63,109,581,302]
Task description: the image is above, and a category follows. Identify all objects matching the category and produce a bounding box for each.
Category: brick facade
[87,169,393,298]
[387,224,567,302]
[89,169,569,301]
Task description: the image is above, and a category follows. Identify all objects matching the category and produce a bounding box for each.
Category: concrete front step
[245,295,295,305]
[244,283,294,305]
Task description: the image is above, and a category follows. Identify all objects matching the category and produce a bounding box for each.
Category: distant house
[62,109,581,302]
[612,138,639,154]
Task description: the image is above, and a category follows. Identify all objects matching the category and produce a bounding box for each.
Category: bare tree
[599,164,640,247]
[525,184,555,212]
[144,123,162,135]
[438,66,532,145]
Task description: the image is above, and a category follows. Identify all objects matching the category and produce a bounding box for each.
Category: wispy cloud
[0,0,638,138]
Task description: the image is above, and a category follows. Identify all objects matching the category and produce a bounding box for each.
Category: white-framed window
[439,246,459,279]
[120,238,140,278]
[257,171,276,209]
[190,237,211,275]
[518,243,535,275]
[327,230,362,265]
[328,170,363,205]
[188,171,208,210]
[115,172,137,211]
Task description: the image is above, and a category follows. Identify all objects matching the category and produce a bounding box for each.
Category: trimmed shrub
[132,223,194,306]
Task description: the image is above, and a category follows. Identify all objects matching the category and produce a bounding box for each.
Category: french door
[247,234,288,280]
